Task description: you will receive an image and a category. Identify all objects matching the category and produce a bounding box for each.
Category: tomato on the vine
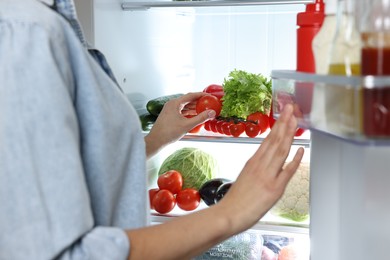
[245,122,260,138]
[229,122,245,137]
[247,112,269,134]
[196,95,222,116]
[221,122,231,136]
[152,189,176,214]
[157,170,183,195]
[176,188,201,211]
[148,188,159,210]
[204,121,211,131]
[209,119,218,133]
[216,120,224,134]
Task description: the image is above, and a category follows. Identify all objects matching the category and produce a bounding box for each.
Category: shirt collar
[39,0,88,47]
[38,0,54,6]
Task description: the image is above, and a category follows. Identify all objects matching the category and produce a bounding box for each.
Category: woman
[0,0,304,259]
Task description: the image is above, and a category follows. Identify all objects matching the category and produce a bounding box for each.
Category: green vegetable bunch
[158,147,218,191]
[220,69,272,119]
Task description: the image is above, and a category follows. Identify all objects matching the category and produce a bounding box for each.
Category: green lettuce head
[158,147,218,190]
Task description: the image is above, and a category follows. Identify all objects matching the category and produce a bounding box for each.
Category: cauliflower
[270,162,310,222]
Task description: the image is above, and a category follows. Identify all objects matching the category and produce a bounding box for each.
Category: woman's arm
[129,104,304,260]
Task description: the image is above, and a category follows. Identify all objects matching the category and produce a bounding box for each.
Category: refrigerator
[74,0,390,259]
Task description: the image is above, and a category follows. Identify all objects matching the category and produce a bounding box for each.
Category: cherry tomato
[295,127,306,137]
[245,122,260,138]
[209,119,218,133]
[176,188,201,211]
[229,122,245,137]
[148,188,159,210]
[221,122,231,136]
[196,95,222,117]
[216,120,224,134]
[204,120,211,131]
[247,112,269,134]
[152,189,176,214]
[157,170,183,195]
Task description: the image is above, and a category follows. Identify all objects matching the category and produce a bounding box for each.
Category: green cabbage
[158,147,218,190]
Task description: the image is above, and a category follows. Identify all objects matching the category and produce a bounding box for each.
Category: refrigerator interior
[86,1,304,112]
[75,0,311,258]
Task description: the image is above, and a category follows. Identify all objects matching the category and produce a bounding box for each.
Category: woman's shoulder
[0,0,70,37]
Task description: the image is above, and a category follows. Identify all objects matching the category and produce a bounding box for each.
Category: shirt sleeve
[0,2,130,259]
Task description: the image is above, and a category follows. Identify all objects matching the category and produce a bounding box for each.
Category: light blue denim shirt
[0,0,149,259]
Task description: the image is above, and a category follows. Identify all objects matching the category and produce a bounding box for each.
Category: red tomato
[152,189,176,214]
[216,120,224,134]
[148,188,159,210]
[295,127,306,137]
[245,122,260,138]
[247,112,269,134]
[204,120,211,131]
[229,122,245,137]
[196,95,222,116]
[176,188,201,211]
[157,170,183,195]
[221,122,231,136]
[209,119,218,133]
[203,84,224,103]
[203,84,223,93]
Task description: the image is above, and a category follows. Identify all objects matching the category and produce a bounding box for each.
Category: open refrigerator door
[74,0,311,259]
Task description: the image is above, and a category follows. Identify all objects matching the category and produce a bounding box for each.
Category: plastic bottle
[296,0,325,73]
[312,0,338,74]
[359,0,390,137]
[310,0,338,131]
[323,0,361,135]
[327,0,361,76]
[294,0,325,118]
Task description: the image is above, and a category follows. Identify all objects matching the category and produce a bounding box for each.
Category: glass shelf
[271,70,390,146]
[143,129,311,146]
[121,0,313,11]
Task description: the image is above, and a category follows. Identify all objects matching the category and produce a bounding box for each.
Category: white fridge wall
[88,1,303,112]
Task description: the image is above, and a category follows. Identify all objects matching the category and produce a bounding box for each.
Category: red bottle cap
[297,0,325,27]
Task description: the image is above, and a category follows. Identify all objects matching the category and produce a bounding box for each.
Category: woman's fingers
[251,104,299,176]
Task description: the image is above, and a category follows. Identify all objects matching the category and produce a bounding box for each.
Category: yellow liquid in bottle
[327,63,361,134]
[328,63,361,76]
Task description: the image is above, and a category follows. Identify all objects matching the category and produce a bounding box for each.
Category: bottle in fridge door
[359,0,390,137]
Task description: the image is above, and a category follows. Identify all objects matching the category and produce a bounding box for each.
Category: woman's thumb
[189,110,216,127]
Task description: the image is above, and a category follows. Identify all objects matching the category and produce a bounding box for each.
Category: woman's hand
[145,92,216,158]
[216,103,305,231]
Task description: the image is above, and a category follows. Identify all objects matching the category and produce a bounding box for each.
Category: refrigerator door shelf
[271,70,390,145]
[121,0,314,11]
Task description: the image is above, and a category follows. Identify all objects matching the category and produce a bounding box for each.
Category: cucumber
[146,94,183,116]
[139,113,158,131]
